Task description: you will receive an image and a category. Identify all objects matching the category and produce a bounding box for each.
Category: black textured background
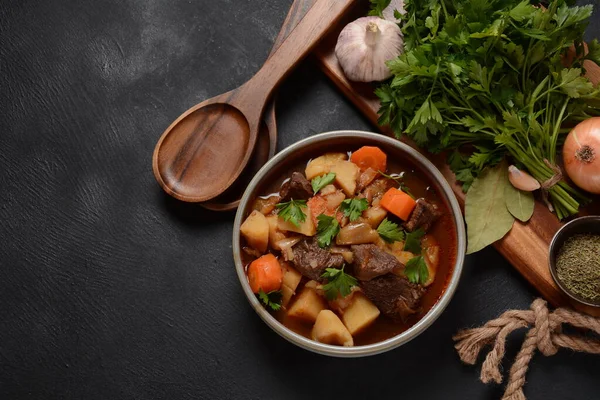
[1,1,599,399]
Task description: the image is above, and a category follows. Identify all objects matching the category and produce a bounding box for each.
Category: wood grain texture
[313,8,600,316]
[200,0,318,211]
[153,0,357,203]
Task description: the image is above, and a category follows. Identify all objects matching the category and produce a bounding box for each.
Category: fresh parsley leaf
[340,198,369,221]
[276,199,307,227]
[557,68,594,98]
[316,214,340,248]
[404,256,429,285]
[554,4,592,29]
[455,168,475,192]
[508,0,536,22]
[311,173,336,194]
[403,228,425,254]
[585,39,600,66]
[321,266,358,301]
[258,289,282,311]
[377,218,405,243]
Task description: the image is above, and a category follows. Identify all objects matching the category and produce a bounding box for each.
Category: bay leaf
[504,183,535,222]
[465,163,515,254]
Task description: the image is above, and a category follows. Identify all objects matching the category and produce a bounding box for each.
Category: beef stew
[239,146,457,347]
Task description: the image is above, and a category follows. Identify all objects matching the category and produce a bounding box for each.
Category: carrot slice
[247,254,283,294]
[350,146,387,172]
[380,188,416,221]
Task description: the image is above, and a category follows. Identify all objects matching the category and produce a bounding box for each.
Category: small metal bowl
[232,131,467,357]
[549,215,600,308]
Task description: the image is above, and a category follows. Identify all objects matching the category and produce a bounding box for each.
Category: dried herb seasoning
[556,234,600,302]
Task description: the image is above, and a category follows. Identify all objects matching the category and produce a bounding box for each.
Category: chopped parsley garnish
[320,266,358,301]
[404,256,429,285]
[377,218,405,243]
[258,289,283,311]
[340,198,369,221]
[316,214,340,248]
[311,172,336,194]
[403,228,425,254]
[276,199,307,227]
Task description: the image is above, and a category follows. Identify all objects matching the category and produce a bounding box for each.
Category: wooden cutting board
[312,3,600,316]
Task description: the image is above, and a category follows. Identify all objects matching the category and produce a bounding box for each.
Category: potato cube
[278,206,316,236]
[342,293,380,336]
[394,250,415,266]
[330,160,360,196]
[287,287,326,323]
[320,184,337,196]
[304,280,319,290]
[282,265,302,292]
[281,284,295,308]
[312,310,354,347]
[280,264,303,308]
[325,190,346,210]
[240,210,269,253]
[364,206,388,228]
[266,215,286,250]
[305,153,348,180]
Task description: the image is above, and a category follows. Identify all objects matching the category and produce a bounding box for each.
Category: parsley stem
[522,37,534,90]
[440,0,448,19]
[549,98,569,165]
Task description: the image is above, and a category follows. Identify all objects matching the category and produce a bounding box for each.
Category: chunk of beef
[360,274,425,322]
[351,244,403,281]
[291,237,345,281]
[280,172,313,201]
[360,178,395,203]
[404,199,442,232]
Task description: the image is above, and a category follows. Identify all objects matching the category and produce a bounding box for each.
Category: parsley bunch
[375,0,600,219]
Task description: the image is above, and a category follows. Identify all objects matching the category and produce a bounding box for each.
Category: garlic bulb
[335,16,404,83]
[382,0,406,22]
[508,165,541,192]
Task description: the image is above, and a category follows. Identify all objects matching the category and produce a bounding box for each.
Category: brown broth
[241,149,458,346]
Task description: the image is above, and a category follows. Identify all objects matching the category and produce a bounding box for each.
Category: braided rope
[454,298,600,399]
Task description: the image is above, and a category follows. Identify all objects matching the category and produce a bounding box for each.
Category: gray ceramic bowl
[232,131,466,357]
[549,216,600,308]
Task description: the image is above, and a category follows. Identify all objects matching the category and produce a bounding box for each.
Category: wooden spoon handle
[236,0,356,116]
[270,0,318,57]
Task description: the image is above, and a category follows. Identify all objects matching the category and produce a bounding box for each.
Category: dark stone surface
[1,0,599,399]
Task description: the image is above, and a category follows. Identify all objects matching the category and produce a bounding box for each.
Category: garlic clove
[508,165,541,191]
[335,16,404,83]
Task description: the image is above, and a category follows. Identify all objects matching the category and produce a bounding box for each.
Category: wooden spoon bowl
[200,0,317,211]
[155,101,250,202]
[200,118,273,211]
[153,0,357,203]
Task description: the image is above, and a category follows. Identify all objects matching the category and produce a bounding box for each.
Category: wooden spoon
[200,0,318,212]
[153,0,356,203]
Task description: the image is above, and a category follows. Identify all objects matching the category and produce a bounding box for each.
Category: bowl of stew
[233,131,466,357]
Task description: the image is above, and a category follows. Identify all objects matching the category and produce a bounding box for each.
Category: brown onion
[563,118,600,194]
